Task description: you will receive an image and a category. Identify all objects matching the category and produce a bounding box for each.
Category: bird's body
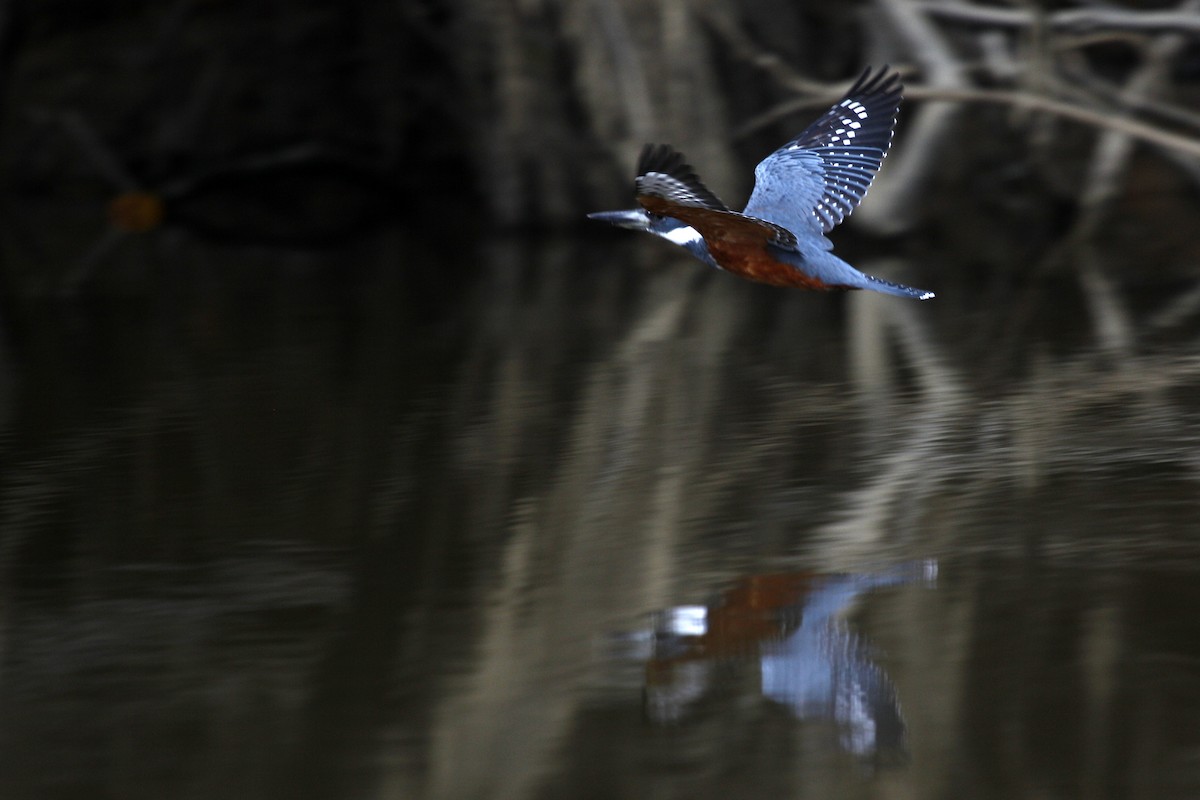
[589,66,933,300]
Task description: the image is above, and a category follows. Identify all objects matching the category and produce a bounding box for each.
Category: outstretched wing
[635,143,730,211]
[742,66,902,240]
[636,143,797,250]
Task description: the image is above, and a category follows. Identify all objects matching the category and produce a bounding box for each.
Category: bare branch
[41,111,142,191]
[692,6,831,97]
[1148,279,1200,330]
[592,0,655,147]
[1063,63,1200,135]
[1066,1,1200,354]
[916,3,1200,35]
[740,84,1200,161]
[850,0,970,234]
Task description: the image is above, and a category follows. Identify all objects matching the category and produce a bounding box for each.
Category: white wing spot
[841,101,870,120]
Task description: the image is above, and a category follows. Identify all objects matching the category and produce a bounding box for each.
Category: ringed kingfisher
[589,66,933,300]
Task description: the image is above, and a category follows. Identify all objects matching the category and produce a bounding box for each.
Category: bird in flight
[589,66,933,300]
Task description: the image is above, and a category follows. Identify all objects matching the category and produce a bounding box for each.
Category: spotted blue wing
[742,66,902,239]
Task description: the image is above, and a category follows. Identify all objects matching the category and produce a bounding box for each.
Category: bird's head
[588,209,700,247]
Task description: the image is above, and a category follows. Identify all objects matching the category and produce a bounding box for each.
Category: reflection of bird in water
[756,566,929,758]
[589,66,933,300]
[617,560,936,762]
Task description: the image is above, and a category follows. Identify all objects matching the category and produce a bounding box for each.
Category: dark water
[2,227,1200,799]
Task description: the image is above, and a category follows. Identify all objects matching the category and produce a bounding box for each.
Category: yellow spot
[107,191,165,233]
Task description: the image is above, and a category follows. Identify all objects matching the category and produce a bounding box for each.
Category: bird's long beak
[587,209,646,230]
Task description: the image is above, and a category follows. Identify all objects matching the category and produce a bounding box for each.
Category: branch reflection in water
[3,230,1200,799]
[426,237,1200,800]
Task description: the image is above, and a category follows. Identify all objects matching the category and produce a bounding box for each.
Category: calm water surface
[1,228,1199,799]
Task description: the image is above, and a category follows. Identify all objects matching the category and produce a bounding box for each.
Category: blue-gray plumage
[589,66,933,300]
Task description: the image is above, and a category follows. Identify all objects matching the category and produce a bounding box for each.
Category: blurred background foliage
[4,0,1200,292]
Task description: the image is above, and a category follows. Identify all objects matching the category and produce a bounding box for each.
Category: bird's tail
[863,274,935,300]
